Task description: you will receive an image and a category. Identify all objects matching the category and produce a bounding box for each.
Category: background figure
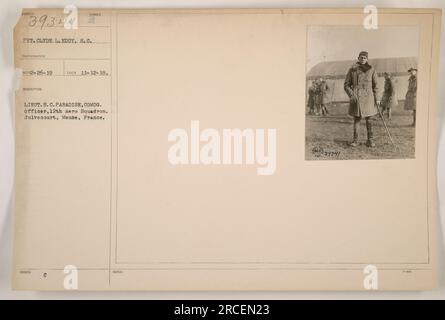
[307,81,317,115]
[404,68,417,126]
[313,79,321,115]
[317,78,329,116]
[380,72,398,120]
[344,51,378,148]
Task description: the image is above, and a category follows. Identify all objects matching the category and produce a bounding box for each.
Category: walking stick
[374,96,400,152]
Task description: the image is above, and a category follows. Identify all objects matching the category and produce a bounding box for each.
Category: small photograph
[305,26,418,160]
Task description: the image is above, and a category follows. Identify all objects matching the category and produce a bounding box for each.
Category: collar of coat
[352,62,373,73]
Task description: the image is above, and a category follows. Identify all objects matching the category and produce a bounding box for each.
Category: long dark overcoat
[315,81,329,105]
[307,85,316,108]
[381,77,398,109]
[404,75,417,110]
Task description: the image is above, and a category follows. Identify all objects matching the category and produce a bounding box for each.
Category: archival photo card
[12,8,441,291]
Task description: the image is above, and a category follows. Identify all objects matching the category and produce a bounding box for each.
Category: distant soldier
[404,68,417,126]
[307,81,317,115]
[313,79,321,115]
[317,77,330,116]
[380,72,398,120]
[344,51,379,147]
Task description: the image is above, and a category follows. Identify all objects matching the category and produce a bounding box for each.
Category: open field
[305,102,415,160]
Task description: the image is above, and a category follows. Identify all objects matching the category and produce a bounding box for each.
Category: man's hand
[350,93,358,103]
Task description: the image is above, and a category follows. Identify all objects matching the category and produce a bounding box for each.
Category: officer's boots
[366,119,376,148]
[349,119,359,147]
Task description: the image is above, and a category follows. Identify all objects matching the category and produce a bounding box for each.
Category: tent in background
[306,57,418,109]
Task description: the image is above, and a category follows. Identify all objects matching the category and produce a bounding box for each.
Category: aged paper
[13,8,441,290]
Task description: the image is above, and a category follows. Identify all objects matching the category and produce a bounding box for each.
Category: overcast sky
[307,26,420,70]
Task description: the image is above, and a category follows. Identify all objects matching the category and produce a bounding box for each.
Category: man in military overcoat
[380,72,398,120]
[404,67,417,126]
[307,80,317,115]
[344,51,379,147]
[317,77,329,116]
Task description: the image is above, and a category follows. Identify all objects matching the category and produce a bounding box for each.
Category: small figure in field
[316,78,329,116]
[380,72,398,120]
[307,80,317,115]
[404,68,417,126]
